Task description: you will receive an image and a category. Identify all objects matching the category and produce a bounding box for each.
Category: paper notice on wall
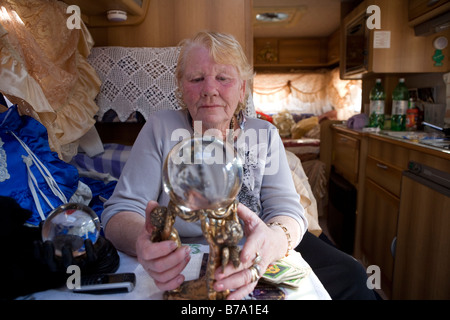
[373,31,391,48]
[443,72,450,125]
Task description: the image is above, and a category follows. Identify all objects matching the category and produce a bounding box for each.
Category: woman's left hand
[213,203,287,300]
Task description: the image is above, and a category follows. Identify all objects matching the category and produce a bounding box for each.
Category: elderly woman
[102,31,375,300]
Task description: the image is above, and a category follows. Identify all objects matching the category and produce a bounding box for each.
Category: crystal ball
[163,137,243,212]
[41,203,101,257]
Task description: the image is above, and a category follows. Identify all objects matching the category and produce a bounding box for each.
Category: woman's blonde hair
[175,31,253,114]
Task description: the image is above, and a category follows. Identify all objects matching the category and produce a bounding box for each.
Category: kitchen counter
[330,123,450,299]
[332,124,450,160]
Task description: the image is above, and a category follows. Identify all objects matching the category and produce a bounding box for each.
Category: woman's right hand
[135,200,191,291]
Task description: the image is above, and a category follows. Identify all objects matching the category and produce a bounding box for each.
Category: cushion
[71,143,131,180]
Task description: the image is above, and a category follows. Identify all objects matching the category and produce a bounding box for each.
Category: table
[18,244,330,300]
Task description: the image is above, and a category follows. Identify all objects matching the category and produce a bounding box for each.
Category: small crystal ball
[41,203,101,257]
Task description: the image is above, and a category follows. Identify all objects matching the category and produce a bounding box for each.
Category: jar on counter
[406,98,418,131]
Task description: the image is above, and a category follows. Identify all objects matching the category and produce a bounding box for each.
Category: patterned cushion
[71,143,131,179]
[88,46,255,122]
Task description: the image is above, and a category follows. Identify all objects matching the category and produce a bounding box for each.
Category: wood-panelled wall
[88,0,253,63]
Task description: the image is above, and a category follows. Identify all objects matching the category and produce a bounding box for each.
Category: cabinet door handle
[376,163,388,170]
[391,236,397,257]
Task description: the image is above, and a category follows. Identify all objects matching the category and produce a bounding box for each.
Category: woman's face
[180,45,245,129]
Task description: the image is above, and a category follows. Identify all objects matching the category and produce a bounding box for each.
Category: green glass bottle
[369,78,385,129]
[391,78,409,131]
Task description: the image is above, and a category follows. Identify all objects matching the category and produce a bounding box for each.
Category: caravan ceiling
[253,0,342,38]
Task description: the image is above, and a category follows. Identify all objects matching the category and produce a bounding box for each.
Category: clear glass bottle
[391,78,409,131]
[369,78,385,129]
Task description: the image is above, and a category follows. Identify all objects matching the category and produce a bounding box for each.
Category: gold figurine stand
[150,200,243,300]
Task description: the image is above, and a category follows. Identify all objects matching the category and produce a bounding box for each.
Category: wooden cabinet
[278,38,328,65]
[393,172,450,299]
[365,156,403,196]
[359,136,409,298]
[328,126,363,254]
[356,134,450,299]
[360,178,399,298]
[408,0,450,22]
[332,131,360,185]
[340,0,450,79]
[254,35,338,67]
[392,147,450,299]
[330,125,450,299]
[254,38,279,65]
[365,138,409,197]
[327,28,340,65]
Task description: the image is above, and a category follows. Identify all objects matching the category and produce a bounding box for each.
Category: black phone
[73,272,136,294]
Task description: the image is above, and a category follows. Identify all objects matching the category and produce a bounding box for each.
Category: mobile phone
[73,272,136,294]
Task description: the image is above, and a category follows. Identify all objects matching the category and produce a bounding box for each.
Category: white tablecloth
[19,244,330,300]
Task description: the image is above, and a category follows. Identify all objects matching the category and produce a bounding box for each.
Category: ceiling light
[256,12,289,22]
[107,10,127,22]
[253,6,306,28]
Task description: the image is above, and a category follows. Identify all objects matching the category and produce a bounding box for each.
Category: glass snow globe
[41,203,101,257]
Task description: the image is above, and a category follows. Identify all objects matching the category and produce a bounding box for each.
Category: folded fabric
[78,176,116,223]
[0,105,79,225]
[291,116,319,139]
[71,143,131,180]
[347,113,369,130]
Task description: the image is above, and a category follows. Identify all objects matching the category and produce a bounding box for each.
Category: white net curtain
[253,68,362,120]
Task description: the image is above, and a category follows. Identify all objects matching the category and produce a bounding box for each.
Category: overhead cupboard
[408,0,450,25]
[340,0,450,79]
[254,29,340,68]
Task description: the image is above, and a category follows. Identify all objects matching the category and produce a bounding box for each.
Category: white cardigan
[102,109,307,243]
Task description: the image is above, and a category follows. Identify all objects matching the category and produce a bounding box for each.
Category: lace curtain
[88,46,257,122]
[0,0,100,161]
[253,68,362,120]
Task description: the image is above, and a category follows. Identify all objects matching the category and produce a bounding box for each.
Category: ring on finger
[253,264,262,277]
[249,266,258,282]
[253,251,262,264]
[249,264,262,283]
